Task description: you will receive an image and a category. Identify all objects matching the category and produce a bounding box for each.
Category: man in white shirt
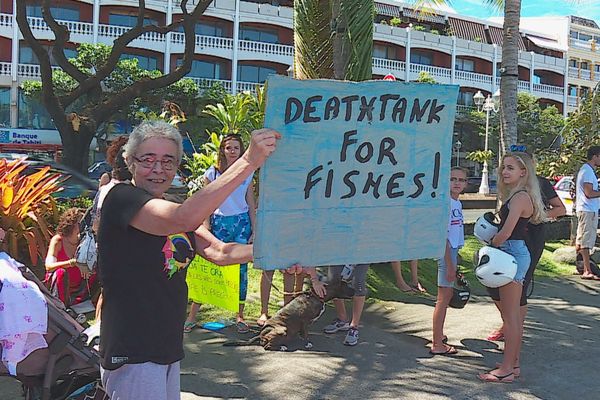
[575,146,600,280]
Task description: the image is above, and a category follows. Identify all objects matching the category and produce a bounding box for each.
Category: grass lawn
[188,236,577,326]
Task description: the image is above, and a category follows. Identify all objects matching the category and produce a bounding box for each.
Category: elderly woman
[97,121,279,400]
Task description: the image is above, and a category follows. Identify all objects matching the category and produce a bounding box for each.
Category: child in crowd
[478,152,546,383]
[323,264,369,346]
[430,166,467,355]
[185,134,256,333]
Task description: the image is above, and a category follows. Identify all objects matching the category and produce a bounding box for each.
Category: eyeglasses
[450,177,468,182]
[133,156,176,171]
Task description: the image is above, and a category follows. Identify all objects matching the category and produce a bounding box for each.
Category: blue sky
[447,0,600,24]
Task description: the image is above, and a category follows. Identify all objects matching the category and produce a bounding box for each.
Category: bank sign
[0,129,61,145]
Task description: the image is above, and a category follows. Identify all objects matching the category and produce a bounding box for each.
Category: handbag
[75,228,97,272]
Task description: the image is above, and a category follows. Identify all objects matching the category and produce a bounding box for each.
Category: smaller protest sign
[186,257,240,312]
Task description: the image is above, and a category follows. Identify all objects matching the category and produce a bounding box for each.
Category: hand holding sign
[243,128,281,169]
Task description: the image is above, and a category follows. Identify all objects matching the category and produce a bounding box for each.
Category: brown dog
[225,279,355,351]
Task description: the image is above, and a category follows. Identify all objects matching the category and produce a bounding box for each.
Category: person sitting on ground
[45,208,95,306]
[431,166,468,355]
[323,264,369,346]
[391,259,426,293]
[97,121,279,400]
[184,134,257,334]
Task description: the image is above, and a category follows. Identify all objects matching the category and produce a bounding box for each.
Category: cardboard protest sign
[254,75,459,270]
[186,257,240,312]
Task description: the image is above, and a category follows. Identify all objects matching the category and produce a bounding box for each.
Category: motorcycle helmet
[475,246,518,288]
[473,212,499,245]
[449,270,471,309]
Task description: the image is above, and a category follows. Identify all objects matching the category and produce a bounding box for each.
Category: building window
[569,59,578,68]
[109,13,157,27]
[373,44,394,59]
[455,57,475,72]
[457,91,474,106]
[19,46,77,65]
[594,64,600,73]
[120,54,159,71]
[570,30,578,39]
[568,85,577,96]
[238,65,277,83]
[196,22,225,37]
[26,5,80,21]
[0,88,10,128]
[410,50,432,65]
[581,61,589,70]
[177,59,223,79]
[18,90,55,130]
[239,27,278,43]
[579,33,592,42]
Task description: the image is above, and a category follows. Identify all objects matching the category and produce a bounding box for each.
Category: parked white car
[554,176,574,216]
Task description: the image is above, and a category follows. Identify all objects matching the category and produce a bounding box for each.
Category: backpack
[75,206,97,272]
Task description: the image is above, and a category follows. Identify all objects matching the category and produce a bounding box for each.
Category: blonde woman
[478,152,546,383]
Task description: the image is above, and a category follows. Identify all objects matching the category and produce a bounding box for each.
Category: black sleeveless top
[498,190,531,241]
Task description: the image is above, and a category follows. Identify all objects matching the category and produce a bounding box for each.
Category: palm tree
[294,0,374,81]
[418,0,517,155]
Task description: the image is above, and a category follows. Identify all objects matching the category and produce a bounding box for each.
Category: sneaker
[344,327,359,346]
[323,318,350,334]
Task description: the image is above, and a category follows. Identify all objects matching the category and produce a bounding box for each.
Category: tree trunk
[60,124,95,172]
[331,0,349,80]
[499,0,521,156]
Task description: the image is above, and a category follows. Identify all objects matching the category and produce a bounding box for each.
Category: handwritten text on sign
[254,76,459,270]
[186,257,240,312]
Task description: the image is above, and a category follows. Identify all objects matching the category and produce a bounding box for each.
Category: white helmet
[473,212,499,245]
[475,246,518,288]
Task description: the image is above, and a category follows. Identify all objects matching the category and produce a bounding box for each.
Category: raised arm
[130,129,280,236]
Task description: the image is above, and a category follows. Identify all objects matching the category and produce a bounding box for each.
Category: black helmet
[449,270,471,309]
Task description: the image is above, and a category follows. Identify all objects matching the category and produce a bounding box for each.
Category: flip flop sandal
[478,371,514,383]
[237,321,250,334]
[495,362,520,378]
[256,316,270,327]
[429,345,458,356]
[183,321,196,333]
[486,331,505,341]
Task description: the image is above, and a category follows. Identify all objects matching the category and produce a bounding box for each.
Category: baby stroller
[0,265,106,400]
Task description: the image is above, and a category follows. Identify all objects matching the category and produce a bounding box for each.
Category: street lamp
[473,89,500,195]
[454,140,462,166]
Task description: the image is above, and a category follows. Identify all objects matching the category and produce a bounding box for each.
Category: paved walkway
[2,276,599,400]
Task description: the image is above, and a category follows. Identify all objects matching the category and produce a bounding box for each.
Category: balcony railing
[568,67,579,78]
[0,12,12,27]
[410,63,451,79]
[238,40,294,57]
[533,83,564,96]
[567,95,578,107]
[570,38,593,50]
[580,69,591,80]
[0,62,11,76]
[17,63,62,78]
[455,70,493,85]
[372,57,406,73]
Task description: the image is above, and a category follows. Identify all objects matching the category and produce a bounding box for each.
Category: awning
[488,25,526,51]
[526,34,567,52]
[448,17,487,43]
[375,2,401,17]
[402,8,446,24]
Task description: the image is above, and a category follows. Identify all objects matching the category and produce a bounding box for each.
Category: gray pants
[327,264,369,296]
[101,361,180,400]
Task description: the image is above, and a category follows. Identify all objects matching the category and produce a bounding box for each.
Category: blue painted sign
[254,76,459,270]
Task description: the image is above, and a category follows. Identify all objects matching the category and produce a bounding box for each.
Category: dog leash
[261,271,306,297]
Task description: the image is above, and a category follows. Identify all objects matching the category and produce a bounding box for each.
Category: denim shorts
[499,239,531,284]
[438,247,458,288]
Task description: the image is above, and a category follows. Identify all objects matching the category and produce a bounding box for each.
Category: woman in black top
[478,152,546,383]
